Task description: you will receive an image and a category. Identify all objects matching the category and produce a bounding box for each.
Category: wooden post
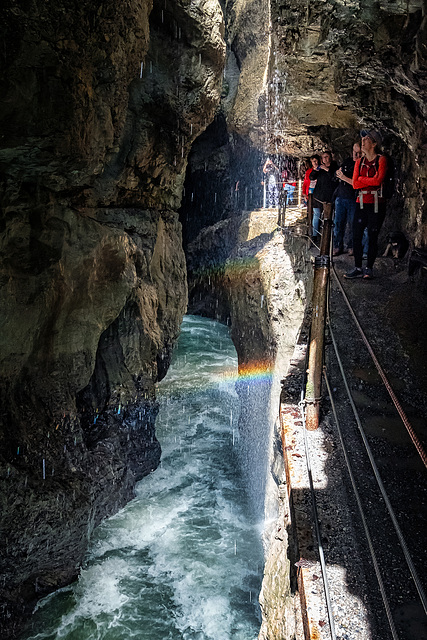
[305,202,332,430]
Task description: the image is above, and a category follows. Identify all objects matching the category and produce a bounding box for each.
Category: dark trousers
[353,202,386,269]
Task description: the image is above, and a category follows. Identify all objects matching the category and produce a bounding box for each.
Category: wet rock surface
[187,207,313,639]
[0,0,225,633]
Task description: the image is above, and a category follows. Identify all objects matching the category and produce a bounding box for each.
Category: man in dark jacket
[333,142,361,255]
[310,150,338,239]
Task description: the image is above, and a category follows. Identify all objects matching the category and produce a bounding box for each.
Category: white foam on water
[23,316,263,640]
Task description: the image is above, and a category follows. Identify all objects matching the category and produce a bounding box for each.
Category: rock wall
[198,0,427,250]
[265,0,427,246]
[0,0,225,633]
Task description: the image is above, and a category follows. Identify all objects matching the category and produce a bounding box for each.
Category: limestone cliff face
[0,0,225,631]
[216,0,427,248]
[265,0,427,245]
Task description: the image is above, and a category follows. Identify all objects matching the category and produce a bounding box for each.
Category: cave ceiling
[225,0,426,152]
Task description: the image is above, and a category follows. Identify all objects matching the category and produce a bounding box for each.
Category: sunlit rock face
[0,0,225,631]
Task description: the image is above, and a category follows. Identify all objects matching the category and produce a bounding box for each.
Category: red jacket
[302,168,312,196]
[352,155,387,204]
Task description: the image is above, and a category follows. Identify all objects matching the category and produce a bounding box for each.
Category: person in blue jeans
[333,142,361,255]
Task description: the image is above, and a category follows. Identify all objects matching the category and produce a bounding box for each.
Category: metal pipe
[320,203,333,254]
[305,203,333,429]
[307,194,313,237]
[305,256,329,430]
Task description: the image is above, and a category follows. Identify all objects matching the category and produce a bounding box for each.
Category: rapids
[23,316,264,640]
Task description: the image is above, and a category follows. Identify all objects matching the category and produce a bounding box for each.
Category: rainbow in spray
[218,359,274,384]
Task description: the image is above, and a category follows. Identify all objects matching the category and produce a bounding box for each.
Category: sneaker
[363,267,374,279]
[363,253,368,260]
[344,267,363,279]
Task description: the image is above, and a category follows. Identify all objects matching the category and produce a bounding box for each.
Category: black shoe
[344,267,363,279]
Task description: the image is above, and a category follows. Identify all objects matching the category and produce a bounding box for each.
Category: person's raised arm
[336,168,353,186]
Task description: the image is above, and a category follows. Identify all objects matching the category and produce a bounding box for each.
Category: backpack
[375,154,396,199]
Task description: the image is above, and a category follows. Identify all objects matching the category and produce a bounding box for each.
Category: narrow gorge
[0,0,426,638]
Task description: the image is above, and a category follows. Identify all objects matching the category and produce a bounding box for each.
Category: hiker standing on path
[333,142,361,256]
[344,130,387,280]
[310,150,338,240]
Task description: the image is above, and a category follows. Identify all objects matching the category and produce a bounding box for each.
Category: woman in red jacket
[343,130,387,280]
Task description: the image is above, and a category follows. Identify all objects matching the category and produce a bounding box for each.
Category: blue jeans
[312,206,322,238]
[334,197,357,251]
[285,184,295,204]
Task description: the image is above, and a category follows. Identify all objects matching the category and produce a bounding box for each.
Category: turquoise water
[23,316,263,640]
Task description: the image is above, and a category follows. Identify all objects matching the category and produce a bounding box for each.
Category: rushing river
[23,316,264,640]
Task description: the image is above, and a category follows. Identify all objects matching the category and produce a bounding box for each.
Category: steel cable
[323,371,400,640]
[326,286,427,616]
[299,356,337,640]
[331,265,427,469]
